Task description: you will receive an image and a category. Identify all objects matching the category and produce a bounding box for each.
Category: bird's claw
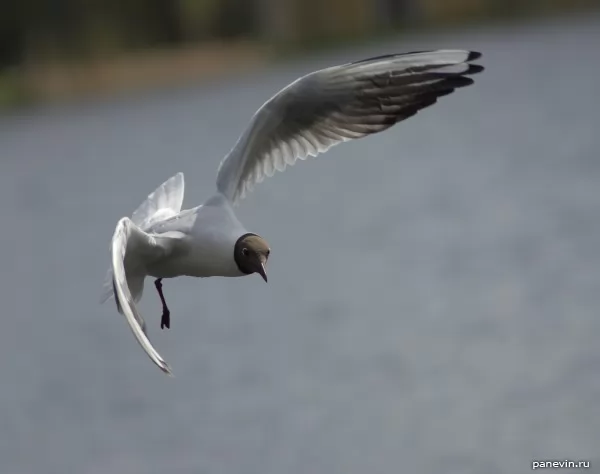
[160,308,170,330]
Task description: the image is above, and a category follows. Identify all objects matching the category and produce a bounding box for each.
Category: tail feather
[100,267,145,305]
[101,260,147,308]
[100,269,115,304]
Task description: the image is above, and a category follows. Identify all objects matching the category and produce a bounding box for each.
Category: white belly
[149,241,244,279]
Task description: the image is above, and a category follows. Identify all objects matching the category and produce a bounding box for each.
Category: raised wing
[111,217,182,375]
[216,50,483,204]
[131,172,185,230]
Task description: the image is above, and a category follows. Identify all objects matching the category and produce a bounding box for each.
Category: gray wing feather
[111,217,176,376]
[215,50,483,204]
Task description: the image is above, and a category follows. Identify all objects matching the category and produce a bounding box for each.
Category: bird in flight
[101,50,484,375]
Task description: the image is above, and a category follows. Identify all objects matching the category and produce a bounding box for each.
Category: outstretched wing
[111,217,182,376]
[216,50,483,204]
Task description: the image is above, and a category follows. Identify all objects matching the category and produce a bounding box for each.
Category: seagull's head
[234,233,270,282]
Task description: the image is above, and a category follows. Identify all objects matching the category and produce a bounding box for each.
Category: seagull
[101,50,484,375]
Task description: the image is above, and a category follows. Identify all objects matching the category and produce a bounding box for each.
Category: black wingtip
[468,51,482,61]
[447,76,475,88]
[466,64,485,75]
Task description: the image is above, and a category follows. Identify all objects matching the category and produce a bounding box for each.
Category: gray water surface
[1,14,599,474]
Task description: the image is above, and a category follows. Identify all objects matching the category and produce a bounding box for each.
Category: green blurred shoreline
[0,41,273,107]
[0,2,597,108]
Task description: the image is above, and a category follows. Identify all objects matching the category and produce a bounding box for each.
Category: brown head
[234,233,271,282]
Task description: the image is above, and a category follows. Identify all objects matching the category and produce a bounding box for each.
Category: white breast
[148,194,248,279]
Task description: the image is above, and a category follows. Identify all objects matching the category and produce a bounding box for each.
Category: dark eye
[242,248,249,256]
[266,250,271,257]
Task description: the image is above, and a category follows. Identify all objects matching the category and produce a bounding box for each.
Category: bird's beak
[257,262,268,283]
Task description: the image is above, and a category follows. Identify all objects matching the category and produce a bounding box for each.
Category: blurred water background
[1,1,600,473]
